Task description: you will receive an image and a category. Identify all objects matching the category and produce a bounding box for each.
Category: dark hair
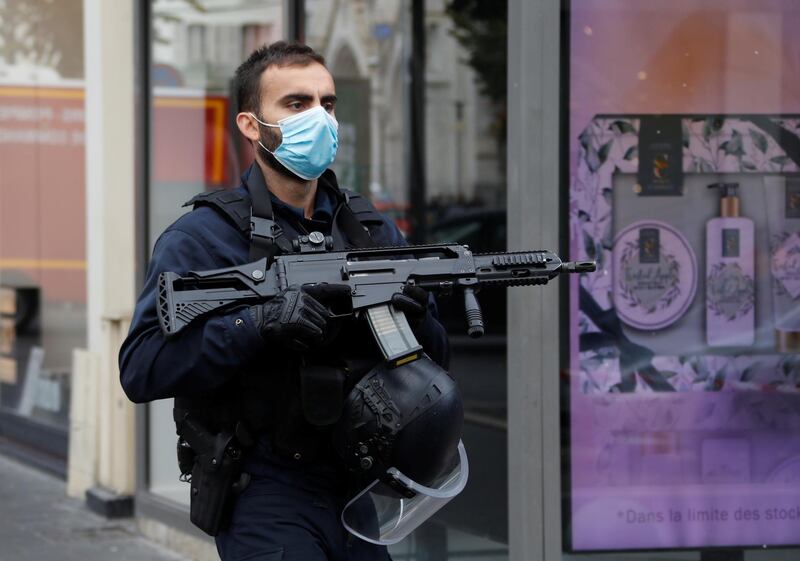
[234,41,326,114]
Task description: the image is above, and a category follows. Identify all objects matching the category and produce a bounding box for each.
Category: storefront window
[0,0,85,449]
[565,1,800,558]
[144,3,509,554]
[305,1,508,559]
[146,0,283,504]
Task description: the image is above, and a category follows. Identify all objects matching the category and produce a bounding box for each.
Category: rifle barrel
[561,261,596,273]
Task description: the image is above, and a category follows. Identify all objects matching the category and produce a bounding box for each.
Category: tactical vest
[171,166,400,536]
[174,166,391,464]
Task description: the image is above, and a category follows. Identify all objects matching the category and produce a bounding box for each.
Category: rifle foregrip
[463,288,484,338]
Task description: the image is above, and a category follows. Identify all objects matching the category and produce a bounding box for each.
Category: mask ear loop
[249,112,281,155]
[249,112,280,128]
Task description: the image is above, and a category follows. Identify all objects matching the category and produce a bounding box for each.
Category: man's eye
[289,102,303,110]
[323,102,335,112]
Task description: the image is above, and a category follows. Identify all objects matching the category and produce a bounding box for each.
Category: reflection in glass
[0,0,85,433]
[305,2,508,559]
[566,1,800,557]
[147,0,283,505]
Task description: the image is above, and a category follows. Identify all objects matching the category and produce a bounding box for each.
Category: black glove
[249,284,351,351]
[390,285,429,329]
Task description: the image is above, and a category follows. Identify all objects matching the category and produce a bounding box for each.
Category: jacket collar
[241,162,343,223]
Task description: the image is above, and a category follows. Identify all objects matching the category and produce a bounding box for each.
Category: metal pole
[285,0,306,43]
[133,0,151,498]
[455,100,464,198]
[407,0,427,244]
[507,0,562,559]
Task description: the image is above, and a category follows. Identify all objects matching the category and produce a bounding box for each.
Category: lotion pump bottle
[706,183,755,347]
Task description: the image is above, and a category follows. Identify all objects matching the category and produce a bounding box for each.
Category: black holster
[174,408,251,536]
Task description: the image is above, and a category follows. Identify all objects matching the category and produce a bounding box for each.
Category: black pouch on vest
[300,362,345,426]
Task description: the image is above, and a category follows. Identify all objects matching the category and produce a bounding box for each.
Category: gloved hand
[390,285,430,329]
[249,284,351,351]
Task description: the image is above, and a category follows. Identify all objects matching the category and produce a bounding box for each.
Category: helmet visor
[341,441,469,545]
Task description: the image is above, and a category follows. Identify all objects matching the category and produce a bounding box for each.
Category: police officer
[119,42,449,561]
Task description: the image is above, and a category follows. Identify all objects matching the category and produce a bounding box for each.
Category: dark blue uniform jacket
[119,164,449,476]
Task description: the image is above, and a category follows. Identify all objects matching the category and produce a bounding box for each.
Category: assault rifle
[158,236,595,367]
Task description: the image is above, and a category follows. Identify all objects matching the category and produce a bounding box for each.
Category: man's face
[260,62,336,124]
[238,62,337,154]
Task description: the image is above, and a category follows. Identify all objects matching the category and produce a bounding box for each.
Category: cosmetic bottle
[705,183,755,347]
[764,176,800,352]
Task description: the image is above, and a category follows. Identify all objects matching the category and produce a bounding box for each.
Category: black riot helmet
[333,355,468,545]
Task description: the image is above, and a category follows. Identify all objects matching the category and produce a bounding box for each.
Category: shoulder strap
[182,180,292,263]
[335,190,388,248]
[182,189,251,233]
[243,164,293,262]
[343,191,386,228]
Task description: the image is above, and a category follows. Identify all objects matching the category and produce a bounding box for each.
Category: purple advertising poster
[568,116,800,550]
[567,2,800,550]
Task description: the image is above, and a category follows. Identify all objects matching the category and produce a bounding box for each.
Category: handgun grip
[463,288,484,338]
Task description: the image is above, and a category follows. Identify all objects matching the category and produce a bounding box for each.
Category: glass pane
[147,0,283,502]
[305,1,508,559]
[0,0,85,436]
[565,1,800,558]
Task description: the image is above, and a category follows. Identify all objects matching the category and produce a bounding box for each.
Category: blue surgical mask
[250,106,338,180]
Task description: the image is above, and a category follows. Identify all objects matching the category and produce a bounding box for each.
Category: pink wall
[0,88,86,303]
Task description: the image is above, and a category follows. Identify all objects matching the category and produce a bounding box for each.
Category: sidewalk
[0,452,192,561]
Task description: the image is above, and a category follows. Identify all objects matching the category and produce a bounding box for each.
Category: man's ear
[235,112,260,142]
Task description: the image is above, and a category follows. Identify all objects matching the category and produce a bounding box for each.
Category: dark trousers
[215,473,391,561]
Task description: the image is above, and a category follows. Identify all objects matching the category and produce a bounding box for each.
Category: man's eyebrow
[321,94,337,104]
[277,93,314,104]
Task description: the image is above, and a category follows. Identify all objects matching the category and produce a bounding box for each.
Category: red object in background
[153,94,230,186]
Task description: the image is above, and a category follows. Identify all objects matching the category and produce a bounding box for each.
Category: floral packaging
[612,220,697,330]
